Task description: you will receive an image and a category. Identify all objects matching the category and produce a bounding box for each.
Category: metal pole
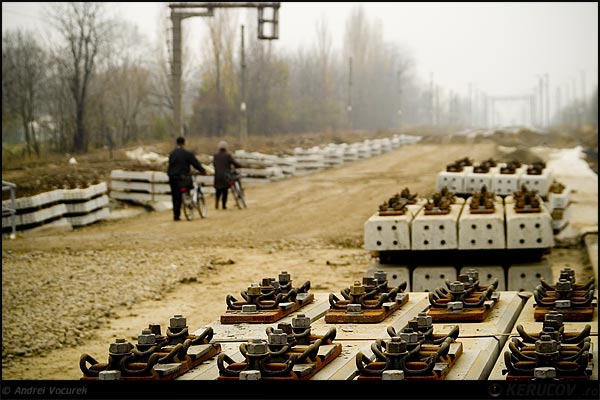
[240,24,248,148]
[171,12,183,137]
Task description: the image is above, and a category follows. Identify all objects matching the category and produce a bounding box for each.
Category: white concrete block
[491,170,523,196]
[411,203,463,250]
[110,170,154,182]
[3,189,64,210]
[547,186,571,210]
[109,191,154,202]
[364,212,412,251]
[459,266,506,291]
[464,171,493,194]
[64,195,109,214]
[435,171,465,194]
[518,169,552,197]
[152,193,172,203]
[152,171,169,183]
[18,203,67,225]
[110,180,154,193]
[67,207,110,227]
[507,259,553,291]
[458,200,505,250]
[62,182,108,200]
[505,201,554,249]
[412,266,457,292]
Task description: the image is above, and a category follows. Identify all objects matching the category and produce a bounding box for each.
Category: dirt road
[1,140,578,380]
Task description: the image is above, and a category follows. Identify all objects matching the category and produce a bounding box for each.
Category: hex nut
[247,284,262,296]
[449,282,464,292]
[387,339,407,354]
[556,279,572,291]
[138,329,156,345]
[416,312,432,328]
[247,339,268,355]
[278,271,291,283]
[374,270,387,283]
[350,282,365,295]
[109,339,133,354]
[536,335,559,353]
[400,331,419,344]
[466,269,479,281]
[170,314,187,328]
[268,329,288,346]
[292,314,311,329]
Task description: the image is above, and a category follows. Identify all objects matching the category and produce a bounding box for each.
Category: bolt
[350,281,366,295]
[362,277,375,287]
[449,281,465,292]
[544,311,564,328]
[535,335,559,354]
[555,279,572,291]
[400,331,419,344]
[148,324,162,336]
[170,314,186,329]
[387,338,408,353]
[416,312,433,328]
[292,314,311,329]
[99,370,121,380]
[374,270,387,283]
[278,271,291,283]
[246,339,268,355]
[268,329,288,346]
[347,303,362,313]
[382,370,405,380]
[559,268,575,282]
[466,269,479,281]
[541,327,561,342]
[261,278,273,287]
[109,339,133,355]
[247,284,262,296]
[242,304,257,313]
[138,329,156,345]
[534,367,557,379]
[447,301,463,310]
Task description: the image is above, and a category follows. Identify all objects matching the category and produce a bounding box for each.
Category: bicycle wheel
[197,190,207,218]
[232,181,247,209]
[182,192,194,221]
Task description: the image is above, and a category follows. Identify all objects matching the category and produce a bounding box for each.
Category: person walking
[212,140,242,210]
[167,136,206,221]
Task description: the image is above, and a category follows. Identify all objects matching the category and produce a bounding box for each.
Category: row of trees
[2,3,597,157]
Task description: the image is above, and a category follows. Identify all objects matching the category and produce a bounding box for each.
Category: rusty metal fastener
[138,329,156,345]
[292,314,311,329]
[535,335,559,354]
[534,367,557,379]
[170,314,186,329]
[246,339,268,356]
[109,338,133,355]
[416,312,432,328]
[268,329,288,346]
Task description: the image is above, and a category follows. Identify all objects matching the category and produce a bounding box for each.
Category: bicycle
[226,170,246,209]
[180,173,207,220]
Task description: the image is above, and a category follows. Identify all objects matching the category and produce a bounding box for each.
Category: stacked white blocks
[546,184,572,232]
[363,203,423,252]
[411,203,464,250]
[63,182,110,227]
[458,196,505,250]
[504,195,554,249]
[464,166,499,193]
[518,168,552,197]
[435,166,472,194]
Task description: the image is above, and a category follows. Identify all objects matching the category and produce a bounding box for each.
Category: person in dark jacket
[212,140,242,210]
[167,136,206,221]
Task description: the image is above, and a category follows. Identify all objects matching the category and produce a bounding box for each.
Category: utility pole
[239,24,248,148]
[347,56,353,130]
[538,76,544,127]
[169,2,280,137]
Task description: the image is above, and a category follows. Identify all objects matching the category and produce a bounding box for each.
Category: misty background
[2,2,598,156]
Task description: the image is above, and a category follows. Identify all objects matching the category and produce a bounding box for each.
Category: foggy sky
[2,2,598,101]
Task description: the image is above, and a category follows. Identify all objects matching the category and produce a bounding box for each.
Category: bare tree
[2,29,47,156]
[50,2,112,153]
